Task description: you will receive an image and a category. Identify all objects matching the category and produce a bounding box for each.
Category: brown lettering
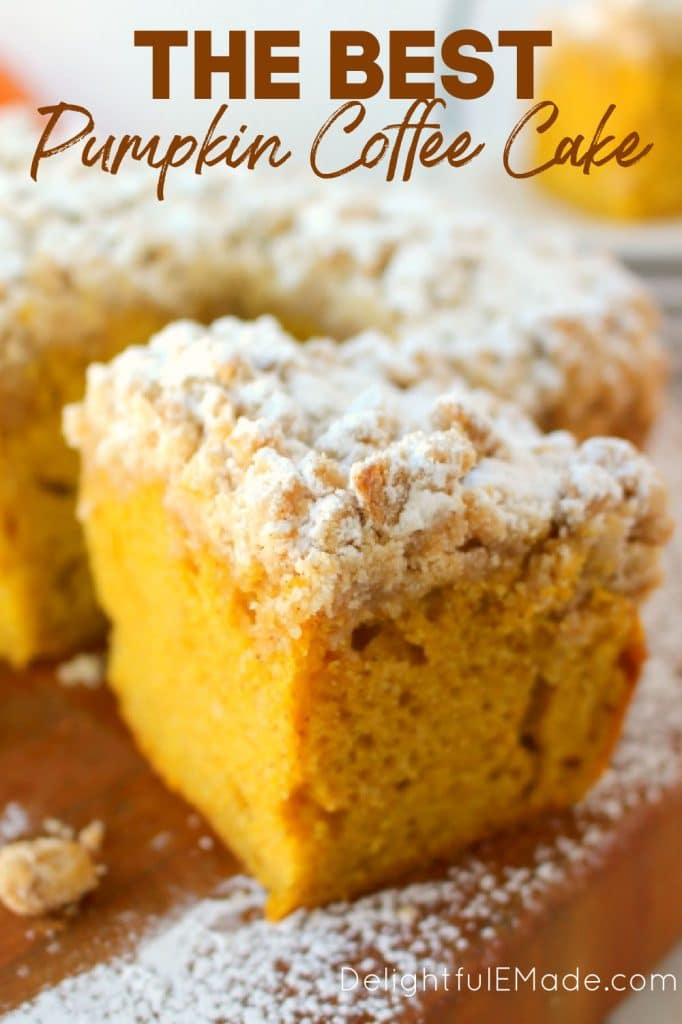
[329,32,383,99]
[441,30,494,100]
[504,101,654,178]
[194,30,247,99]
[31,102,94,180]
[389,31,435,100]
[254,31,300,99]
[134,30,188,99]
[498,30,552,99]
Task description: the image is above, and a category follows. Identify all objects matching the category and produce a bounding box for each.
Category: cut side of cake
[64,316,671,917]
[0,109,666,665]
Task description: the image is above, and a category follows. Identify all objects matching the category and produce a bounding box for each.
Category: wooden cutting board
[0,653,680,1023]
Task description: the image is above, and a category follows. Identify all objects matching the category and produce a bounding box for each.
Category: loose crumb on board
[78,822,105,856]
[41,819,74,842]
[0,822,105,918]
[55,654,105,690]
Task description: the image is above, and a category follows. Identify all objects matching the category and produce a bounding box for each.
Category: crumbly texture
[536,0,682,219]
[66,316,670,635]
[65,316,670,916]
[0,110,665,664]
[0,822,104,917]
[77,821,105,856]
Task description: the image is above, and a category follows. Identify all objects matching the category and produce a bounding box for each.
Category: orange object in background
[0,65,29,105]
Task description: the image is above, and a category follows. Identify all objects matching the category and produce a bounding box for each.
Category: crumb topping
[65,317,670,634]
[0,822,105,917]
[0,111,662,436]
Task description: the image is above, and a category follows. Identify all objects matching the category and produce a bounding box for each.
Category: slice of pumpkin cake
[64,316,671,917]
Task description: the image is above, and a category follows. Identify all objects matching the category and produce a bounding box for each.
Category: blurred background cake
[535,0,682,220]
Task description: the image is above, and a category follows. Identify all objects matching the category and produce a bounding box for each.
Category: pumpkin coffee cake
[65,316,670,916]
[0,110,665,666]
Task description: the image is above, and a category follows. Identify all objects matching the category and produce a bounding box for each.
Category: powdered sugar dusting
[0,804,30,844]
[5,664,680,1023]
[65,316,670,637]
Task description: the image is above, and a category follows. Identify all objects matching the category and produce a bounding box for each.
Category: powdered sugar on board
[0,805,29,845]
[4,656,681,1024]
[4,407,682,1024]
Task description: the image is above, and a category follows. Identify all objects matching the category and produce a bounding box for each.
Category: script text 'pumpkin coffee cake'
[65,316,671,917]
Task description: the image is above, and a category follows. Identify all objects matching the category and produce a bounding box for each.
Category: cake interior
[82,474,644,918]
[0,310,172,665]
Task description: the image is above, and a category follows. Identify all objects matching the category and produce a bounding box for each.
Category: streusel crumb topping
[65,317,670,635]
[0,111,662,438]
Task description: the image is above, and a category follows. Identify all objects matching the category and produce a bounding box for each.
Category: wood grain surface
[0,659,680,1023]
[0,661,234,1012]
